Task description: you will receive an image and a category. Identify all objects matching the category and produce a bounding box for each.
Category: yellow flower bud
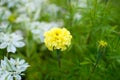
[98,40,107,48]
[8,15,16,23]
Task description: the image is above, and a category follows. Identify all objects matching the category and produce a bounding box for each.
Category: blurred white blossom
[44,4,61,17]
[15,0,47,21]
[0,31,25,53]
[71,0,87,8]
[73,13,82,21]
[15,14,30,23]
[0,7,11,20]
[0,0,65,44]
[0,0,26,8]
[0,57,29,80]
[78,0,87,8]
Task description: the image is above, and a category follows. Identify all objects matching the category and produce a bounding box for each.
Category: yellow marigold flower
[44,27,72,51]
[98,40,107,48]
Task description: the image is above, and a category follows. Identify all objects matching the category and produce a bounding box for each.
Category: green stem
[87,48,106,80]
[6,52,8,58]
[91,49,102,73]
[67,0,73,27]
[25,23,30,58]
[86,0,97,44]
[56,50,61,68]
[13,77,16,80]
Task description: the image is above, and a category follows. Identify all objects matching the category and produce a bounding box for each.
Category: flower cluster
[44,28,72,51]
[0,57,29,80]
[0,17,29,80]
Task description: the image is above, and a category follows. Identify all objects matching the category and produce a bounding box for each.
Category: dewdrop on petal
[44,27,72,51]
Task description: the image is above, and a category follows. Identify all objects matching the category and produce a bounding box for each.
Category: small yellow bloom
[8,15,16,23]
[98,40,107,48]
[44,27,72,51]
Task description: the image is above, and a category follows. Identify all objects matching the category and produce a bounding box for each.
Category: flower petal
[7,44,16,53]
[13,41,25,47]
[0,42,7,49]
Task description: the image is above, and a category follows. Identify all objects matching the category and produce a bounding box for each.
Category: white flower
[0,0,25,8]
[25,0,45,12]
[71,0,87,8]
[15,14,30,23]
[15,0,47,21]
[44,4,61,17]
[73,13,82,21]
[78,0,87,8]
[0,7,11,20]
[0,57,29,80]
[0,31,25,53]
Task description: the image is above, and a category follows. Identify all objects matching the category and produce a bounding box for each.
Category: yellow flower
[8,15,16,23]
[44,27,72,51]
[98,40,107,48]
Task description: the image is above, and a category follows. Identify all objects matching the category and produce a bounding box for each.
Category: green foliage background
[0,0,120,80]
